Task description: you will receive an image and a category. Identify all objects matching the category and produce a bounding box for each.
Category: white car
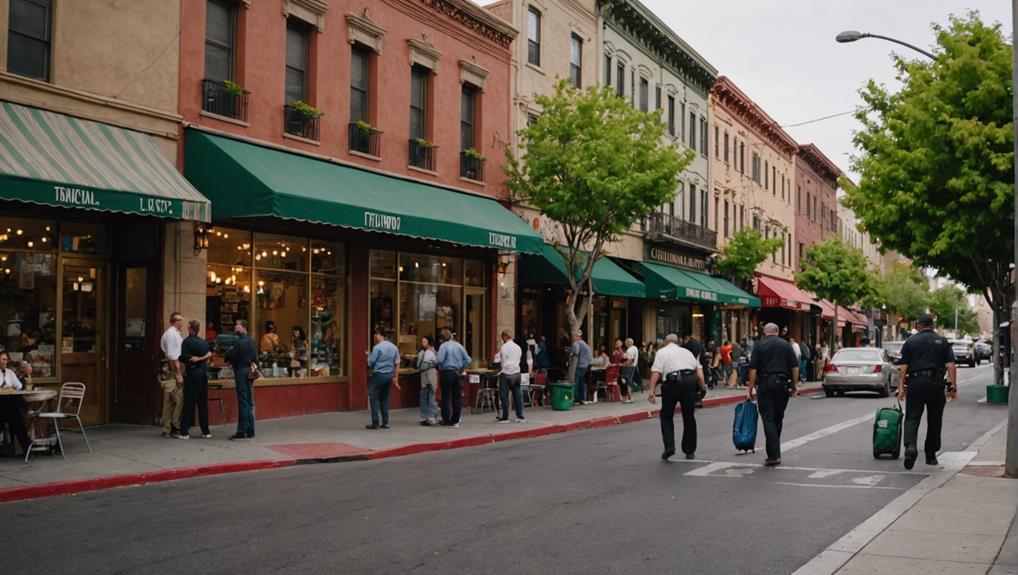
[822,347,899,397]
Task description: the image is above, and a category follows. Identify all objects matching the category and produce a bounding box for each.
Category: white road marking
[850,474,885,487]
[808,470,843,479]
[678,459,924,476]
[771,481,903,491]
[683,461,732,477]
[780,413,873,452]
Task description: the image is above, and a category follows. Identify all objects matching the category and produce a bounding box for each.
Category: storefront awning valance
[517,244,644,298]
[637,262,760,307]
[0,102,210,222]
[837,305,869,329]
[184,130,543,253]
[755,275,813,312]
[815,298,837,320]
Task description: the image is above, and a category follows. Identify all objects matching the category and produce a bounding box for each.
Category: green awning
[0,101,210,221]
[635,262,760,307]
[184,130,543,253]
[518,243,645,298]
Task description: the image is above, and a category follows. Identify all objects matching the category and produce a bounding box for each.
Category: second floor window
[349,45,370,123]
[460,84,477,152]
[204,0,234,82]
[723,132,729,163]
[700,117,707,157]
[569,34,582,87]
[655,85,661,110]
[688,112,696,153]
[638,78,648,112]
[667,95,675,136]
[7,0,52,81]
[285,22,309,104]
[604,53,611,86]
[409,65,429,141]
[527,8,541,67]
[616,62,625,98]
[688,184,697,223]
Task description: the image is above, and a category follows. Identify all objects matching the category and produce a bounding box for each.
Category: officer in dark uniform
[897,314,956,470]
[746,322,799,466]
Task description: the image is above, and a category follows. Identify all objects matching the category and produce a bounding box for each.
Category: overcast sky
[639,1,1012,179]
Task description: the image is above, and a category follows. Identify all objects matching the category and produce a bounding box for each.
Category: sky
[638,0,1012,179]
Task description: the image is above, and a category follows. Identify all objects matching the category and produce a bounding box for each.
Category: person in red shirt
[719,340,735,388]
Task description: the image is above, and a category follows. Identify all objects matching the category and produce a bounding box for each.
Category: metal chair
[527,369,548,407]
[596,364,622,402]
[472,372,500,414]
[207,383,227,427]
[26,382,91,461]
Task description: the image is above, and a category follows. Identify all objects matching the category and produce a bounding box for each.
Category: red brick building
[793,143,841,269]
[175,0,538,419]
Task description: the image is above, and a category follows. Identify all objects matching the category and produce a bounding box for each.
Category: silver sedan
[822,347,899,398]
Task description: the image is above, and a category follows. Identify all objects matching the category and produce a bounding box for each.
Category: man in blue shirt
[571,330,592,405]
[367,329,401,429]
[436,328,472,427]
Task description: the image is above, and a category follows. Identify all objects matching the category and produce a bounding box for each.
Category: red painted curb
[0,459,296,503]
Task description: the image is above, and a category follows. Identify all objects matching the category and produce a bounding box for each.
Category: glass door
[465,289,486,366]
[113,264,157,424]
[60,259,106,425]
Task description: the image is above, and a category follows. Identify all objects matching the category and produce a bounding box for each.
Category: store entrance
[112,263,158,424]
[60,259,107,426]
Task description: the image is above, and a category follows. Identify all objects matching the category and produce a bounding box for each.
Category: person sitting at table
[0,351,32,456]
[260,321,280,354]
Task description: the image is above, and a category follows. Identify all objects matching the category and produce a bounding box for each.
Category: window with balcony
[724,200,730,237]
[460,84,483,181]
[688,183,697,223]
[203,0,248,121]
[638,77,648,112]
[569,34,582,88]
[284,21,318,140]
[348,44,381,156]
[409,64,435,171]
[7,0,52,81]
[527,8,541,67]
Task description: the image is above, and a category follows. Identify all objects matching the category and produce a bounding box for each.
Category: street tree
[796,236,874,350]
[929,284,980,336]
[843,12,1013,382]
[880,262,931,334]
[505,80,691,335]
[715,228,784,290]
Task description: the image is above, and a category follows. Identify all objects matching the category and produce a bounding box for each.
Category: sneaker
[160,431,171,438]
[452,423,460,428]
[513,417,527,423]
[622,399,634,404]
[419,420,431,426]
[200,433,213,439]
[173,433,190,440]
[365,424,379,430]
[904,447,918,470]
[426,417,437,425]
[437,421,452,426]
[684,453,695,460]
[494,417,510,423]
[380,424,390,429]
[228,433,248,441]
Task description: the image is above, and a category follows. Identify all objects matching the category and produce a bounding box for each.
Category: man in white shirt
[622,338,640,403]
[496,329,525,423]
[0,350,32,454]
[648,334,706,460]
[159,312,185,438]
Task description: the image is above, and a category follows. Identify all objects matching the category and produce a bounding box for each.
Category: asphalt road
[0,364,1004,575]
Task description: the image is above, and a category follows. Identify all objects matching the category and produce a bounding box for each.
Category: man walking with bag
[647,334,705,461]
[159,312,185,439]
[897,314,956,469]
[226,319,258,440]
[746,323,799,466]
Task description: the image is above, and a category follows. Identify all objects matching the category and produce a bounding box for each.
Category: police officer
[897,314,957,470]
[648,334,706,460]
[746,323,799,467]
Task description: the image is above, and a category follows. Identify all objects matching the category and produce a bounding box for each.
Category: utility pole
[1007,0,1018,478]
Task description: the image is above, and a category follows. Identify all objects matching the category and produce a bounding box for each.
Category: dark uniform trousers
[660,372,698,455]
[439,370,463,425]
[903,375,946,458]
[757,376,791,459]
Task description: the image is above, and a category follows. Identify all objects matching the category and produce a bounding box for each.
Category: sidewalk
[796,419,1018,575]
[1,383,809,502]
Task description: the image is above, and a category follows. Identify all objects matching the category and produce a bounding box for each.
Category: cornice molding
[346,10,386,52]
[282,0,328,32]
[796,143,841,183]
[459,58,489,89]
[407,36,443,72]
[710,76,797,156]
[418,0,517,48]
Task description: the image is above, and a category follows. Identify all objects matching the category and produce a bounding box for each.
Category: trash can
[986,384,1009,404]
[550,383,574,411]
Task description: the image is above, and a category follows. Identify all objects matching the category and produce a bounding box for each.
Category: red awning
[814,299,836,320]
[755,275,813,312]
[836,305,868,329]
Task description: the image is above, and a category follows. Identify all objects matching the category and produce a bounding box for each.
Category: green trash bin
[986,384,1009,404]
[550,382,574,411]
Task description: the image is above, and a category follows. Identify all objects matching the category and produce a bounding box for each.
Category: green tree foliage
[881,262,931,324]
[796,237,874,348]
[715,228,784,288]
[505,80,691,333]
[844,12,1013,330]
[929,285,980,336]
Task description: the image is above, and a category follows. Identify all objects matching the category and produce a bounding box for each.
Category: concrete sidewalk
[796,419,1018,575]
[1,383,805,502]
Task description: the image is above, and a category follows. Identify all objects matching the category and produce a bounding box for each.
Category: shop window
[0,218,55,250]
[0,246,57,378]
[62,263,99,353]
[464,259,485,287]
[254,232,306,272]
[399,283,461,355]
[398,253,461,284]
[61,222,106,254]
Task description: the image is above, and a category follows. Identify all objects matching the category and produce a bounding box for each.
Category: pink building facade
[793,143,841,270]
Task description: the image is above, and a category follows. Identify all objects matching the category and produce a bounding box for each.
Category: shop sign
[684,287,718,302]
[487,232,517,250]
[54,185,100,208]
[647,246,706,271]
[364,211,402,232]
[139,198,175,216]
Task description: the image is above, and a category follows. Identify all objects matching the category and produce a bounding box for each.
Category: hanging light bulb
[15,229,23,236]
[27,241,33,248]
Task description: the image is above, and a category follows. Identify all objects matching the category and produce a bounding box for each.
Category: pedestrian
[592,344,610,368]
[620,338,638,403]
[719,340,734,388]
[436,328,471,427]
[730,341,746,387]
[225,319,258,440]
[611,338,625,365]
[178,320,212,440]
[682,334,704,364]
[799,340,812,382]
[417,335,439,426]
[746,323,799,466]
[570,330,592,405]
[815,342,829,378]
[897,314,957,470]
[496,329,525,423]
[525,333,538,374]
[159,312,185,439]
[536,335,549,369]
[366,328,400,429]
[647,334,705,460]
[0,351,31,456]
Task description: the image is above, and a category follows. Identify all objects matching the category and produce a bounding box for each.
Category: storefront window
[62,263,99,353]
[399,283,461,354]
[206,228,345,380]
[464,259,485,287]
[61,222,106,254]
[0,245,57,378]
[398,253,461,284]
[0,218,55,251]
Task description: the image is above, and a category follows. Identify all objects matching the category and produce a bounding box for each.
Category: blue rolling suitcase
[733,400,758,453]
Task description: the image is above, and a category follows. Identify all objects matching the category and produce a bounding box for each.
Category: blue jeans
[234,367,255,437]
[369,371,393,425]
[799,360,808,382]
[419,385,438,420]
[499,373,524,419]
[573,366,588,404]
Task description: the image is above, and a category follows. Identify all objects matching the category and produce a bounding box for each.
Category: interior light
[40,237,47,243]
[243,285,251,293]
[414,261,420,269]
[272,250,279,256]
[0,256,6,261]
[261,251,268,257]
[258,280,265,286]
[26,241,33,247]
[77,276,84,282]
[15,229,22,235]
[223,233,229,239]
[45,226,51,232]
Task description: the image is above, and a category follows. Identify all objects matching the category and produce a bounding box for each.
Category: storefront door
[465,289,486,363]
[112,264,157,424]
[61,259,107,425]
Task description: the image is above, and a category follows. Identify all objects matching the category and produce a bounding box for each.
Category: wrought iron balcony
[348,123,381,156]
[409,139,436,171]
[645,212,718,251]
[202,79,249,121]
[460,151,485,181]
[284,106,320,141]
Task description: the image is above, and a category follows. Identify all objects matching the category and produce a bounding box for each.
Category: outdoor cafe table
[0,388,58,450]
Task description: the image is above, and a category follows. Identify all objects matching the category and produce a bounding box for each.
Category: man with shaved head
[746,323,799,466]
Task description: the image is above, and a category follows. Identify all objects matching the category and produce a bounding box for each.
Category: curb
[0,385,822,503]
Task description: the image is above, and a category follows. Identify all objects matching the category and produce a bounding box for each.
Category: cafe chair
[207,383,227,427]
[472,372,500,415]
[28,382,92,460]
[596,364,622,402]
[527,369,548,407]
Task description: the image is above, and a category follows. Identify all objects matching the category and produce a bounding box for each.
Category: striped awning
[0,101,210,222]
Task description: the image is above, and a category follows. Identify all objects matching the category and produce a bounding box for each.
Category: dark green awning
[184,130,543,252]
[518,243,645,298]
[0,101,209,221]
[636,262,759,306]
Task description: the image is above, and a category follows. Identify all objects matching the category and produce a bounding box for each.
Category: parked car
[822,347,899,397]
[950,339,977,367]
[881,340,905,362]
[974,339,992,361]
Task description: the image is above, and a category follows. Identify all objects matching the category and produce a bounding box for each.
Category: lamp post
[835,30,937,60]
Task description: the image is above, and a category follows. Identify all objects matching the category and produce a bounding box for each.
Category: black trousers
[660,375,697,455]
[440,370,463,424]
[757,377,791,459]
[903,376,946,457]
[180,372,210,435]
[0,396,30,453]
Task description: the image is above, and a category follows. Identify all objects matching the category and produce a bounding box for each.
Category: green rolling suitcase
[872,401,903,459]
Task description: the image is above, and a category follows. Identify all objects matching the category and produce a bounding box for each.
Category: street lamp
[835,30,937,60]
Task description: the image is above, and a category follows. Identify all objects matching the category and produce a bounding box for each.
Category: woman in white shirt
[417,336,439,426]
